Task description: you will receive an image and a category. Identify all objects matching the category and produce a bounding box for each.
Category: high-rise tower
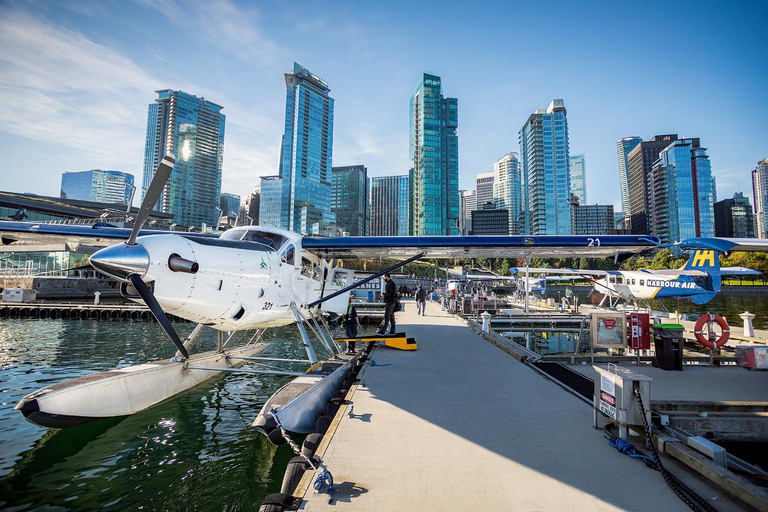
[519,99,571,235]
[143,89,225,229]
[279,63,335,234]
[569,154,587,205]
[371,175,409,236]
[752,157,768,238]
[617,137,641,221]
[332,165,369,236]
[409,73,459,235]
[492,153,523,235]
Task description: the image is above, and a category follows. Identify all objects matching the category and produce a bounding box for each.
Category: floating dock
[296,299,767,511]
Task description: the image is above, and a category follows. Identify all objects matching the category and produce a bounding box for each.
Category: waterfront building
[370,175,409,236]
[279,63,335,234]
[220,193,241,217]
[617,137,642,221]
[258,176,282,228]
[626,134,680,234]
[753,157,768,238]
[239,185,260,226]
[648,139,715,246]
[492,153,523,234]
[571,200,615,235]
[471,202,509,235]
[459,189,477,235]
[143,89,225,230]
[519,99,571,235]
[332,165,369,236]
[61,170,134,205]
[409,73,459,235]
[568,154,587,205]
[714,192,755,238]
[476,172,494,208]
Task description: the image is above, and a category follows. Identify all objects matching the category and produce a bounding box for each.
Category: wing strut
[307,252,425,308]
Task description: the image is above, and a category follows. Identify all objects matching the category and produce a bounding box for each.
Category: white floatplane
[0,153,686,441]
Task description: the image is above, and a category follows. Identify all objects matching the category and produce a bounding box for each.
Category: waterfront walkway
[301,300,751,511]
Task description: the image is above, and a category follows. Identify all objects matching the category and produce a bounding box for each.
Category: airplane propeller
[89,153,189,359]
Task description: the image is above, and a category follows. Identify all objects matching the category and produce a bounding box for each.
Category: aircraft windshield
[220,229,286,251]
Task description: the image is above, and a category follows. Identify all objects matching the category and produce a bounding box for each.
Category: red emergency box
[628,313,651,350]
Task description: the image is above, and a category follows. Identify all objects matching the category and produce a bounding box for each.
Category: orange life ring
[693,314,730,349]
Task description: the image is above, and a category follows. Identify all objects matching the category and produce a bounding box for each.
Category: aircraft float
[0,154,762,443]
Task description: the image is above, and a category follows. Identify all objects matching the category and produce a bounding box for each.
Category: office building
[648,139,715,245]
[459,189,477,235]
[220,193,241,217]
[258,176,282,228]
[753,157,768,238]
[471,202,509,235]
[371,175,409,236]
[239,185,260,226]
[617,137,642,220]
[143,89,225,230]
[279,63,335,234]
[409,73,459,235]
[569,154,587,205]
[61,170,135,205]
[332,165,369,236]
[476,172,494,207]
[714,192,755,238]
[626,134,680,234]
[571,200,615,235]
[519,99,571,235]
[492,153,523,234]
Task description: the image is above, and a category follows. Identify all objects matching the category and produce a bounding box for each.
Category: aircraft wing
[510,267,606,276]
[720,267,763,276]
[302,235,660,259]
[0,220,218,248]
[678,237,768,253]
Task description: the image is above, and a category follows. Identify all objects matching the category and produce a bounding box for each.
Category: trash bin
[652,324,684,371]
[367,290,375,302]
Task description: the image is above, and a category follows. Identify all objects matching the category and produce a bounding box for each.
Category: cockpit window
[220,229,285,251]
[281,244,295,265]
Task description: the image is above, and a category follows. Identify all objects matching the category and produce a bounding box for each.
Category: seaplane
[0,153,697,442]
[513,247,762,308]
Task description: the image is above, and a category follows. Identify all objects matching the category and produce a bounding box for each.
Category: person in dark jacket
[344,298,360,354]
[415,284,427,315]
[377,273,397,335]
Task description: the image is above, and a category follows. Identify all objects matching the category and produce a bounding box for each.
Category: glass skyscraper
[279,63,335,234]
[752,157,768,238]
[371,175,409,236]
[409,73,459,235]
[714,192,755,238]
[492,152,523,235]
[648,139,715,246]
[519,99,571,235]
[220,193,240,217]
[258,176,282,228]
[568,153,587,205]
[616,137,641,220]
[61,170,134,205]
[332,165,369,236]
[143,89,225,230]
[626,135,680,235]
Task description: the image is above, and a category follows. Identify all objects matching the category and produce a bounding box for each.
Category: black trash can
[652,324,684,371]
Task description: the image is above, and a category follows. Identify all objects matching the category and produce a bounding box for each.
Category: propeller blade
[127,154,175,246]
[128,273,189,359]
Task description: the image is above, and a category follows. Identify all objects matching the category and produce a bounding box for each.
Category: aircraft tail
[682,250,720,304]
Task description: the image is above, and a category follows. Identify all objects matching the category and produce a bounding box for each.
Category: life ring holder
[693,313,730,349]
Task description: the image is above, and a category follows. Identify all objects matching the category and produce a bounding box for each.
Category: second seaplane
[1,154,667,442]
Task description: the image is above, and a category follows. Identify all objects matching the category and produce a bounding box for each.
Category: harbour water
[0,319,366,511]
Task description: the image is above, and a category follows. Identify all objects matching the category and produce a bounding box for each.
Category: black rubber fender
[301,433,323,458]
[258,492,302,512]
[314,415,333,434]
[280,456,309,495]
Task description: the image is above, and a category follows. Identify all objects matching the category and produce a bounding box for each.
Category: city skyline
[0,1,766,213]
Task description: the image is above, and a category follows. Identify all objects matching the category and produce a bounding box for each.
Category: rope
[606,436,658,469]
[369,360,391,367]
[632,385,718,512]
[269,408,334,503]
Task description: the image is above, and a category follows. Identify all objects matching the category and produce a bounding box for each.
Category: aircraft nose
[89,243,150,281]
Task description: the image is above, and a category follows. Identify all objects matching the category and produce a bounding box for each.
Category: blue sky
[1,0,766,211]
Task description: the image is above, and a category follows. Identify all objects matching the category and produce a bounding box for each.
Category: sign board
[591,313,628,348]
[599,373,617,419]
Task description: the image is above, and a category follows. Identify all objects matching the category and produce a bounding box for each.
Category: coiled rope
[606,435,657,469]
[269,408,334,503]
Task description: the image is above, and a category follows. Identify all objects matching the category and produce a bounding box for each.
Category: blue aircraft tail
[681,250,720,304]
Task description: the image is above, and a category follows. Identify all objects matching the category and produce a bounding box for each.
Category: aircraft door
[320,268,355,314]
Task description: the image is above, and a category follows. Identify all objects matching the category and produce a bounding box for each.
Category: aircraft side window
[639,279,645,286]
[631,279,636,285]
[609,277,616,284]
[281,244,295,265]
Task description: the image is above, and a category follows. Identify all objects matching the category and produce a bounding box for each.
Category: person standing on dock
[344,298,360,354]
[377,273,397,335]
[416,284,427,315]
